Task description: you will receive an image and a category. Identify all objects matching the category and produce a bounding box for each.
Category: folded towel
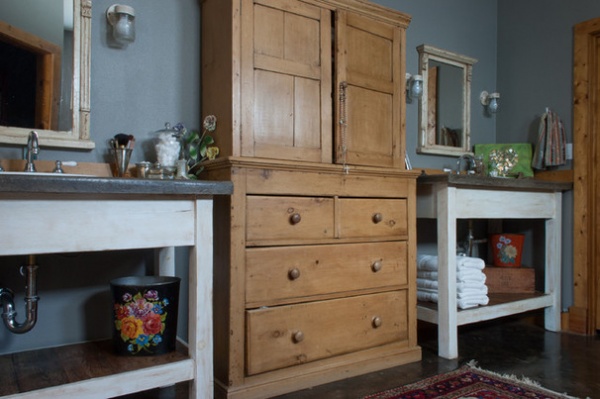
[416,286,488,298]
[417,255,485,271]
[417,290,489,309]
[417,278,487,293]
[456,256,485,270]
[417,270,486,284]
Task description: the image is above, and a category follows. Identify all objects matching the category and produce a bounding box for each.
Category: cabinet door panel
[245,0,332,163]
[246,241,408,306]
[335,11,404,169]
[246,291,408,375]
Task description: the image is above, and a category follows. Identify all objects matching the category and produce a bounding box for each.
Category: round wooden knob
[371,260,382,272]
[372,316,382,328]
[290,213,302,225]
[288,268,301,280]
[292,330,304,343]
[372,213,383,223]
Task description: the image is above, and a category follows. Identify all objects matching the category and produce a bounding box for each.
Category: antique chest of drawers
[204,158,421,399]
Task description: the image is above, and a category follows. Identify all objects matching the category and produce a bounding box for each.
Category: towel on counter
[532,109,567,170]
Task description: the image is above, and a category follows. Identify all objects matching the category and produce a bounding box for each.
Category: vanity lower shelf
[417,292,553,326]
[0,340,193,398]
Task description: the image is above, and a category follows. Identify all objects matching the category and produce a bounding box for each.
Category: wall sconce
[406,73,423,101]
[480,91,500,114]
[106,4,135,45]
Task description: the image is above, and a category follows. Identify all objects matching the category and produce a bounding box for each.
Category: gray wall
[0,0,595,354]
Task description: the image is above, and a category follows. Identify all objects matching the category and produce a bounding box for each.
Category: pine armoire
[200,1,422,397]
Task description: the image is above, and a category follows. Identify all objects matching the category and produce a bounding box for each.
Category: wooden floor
[123,311,600,399]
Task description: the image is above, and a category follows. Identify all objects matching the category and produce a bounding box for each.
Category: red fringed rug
[364,362,577,399]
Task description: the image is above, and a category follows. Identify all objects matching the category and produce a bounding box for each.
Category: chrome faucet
[24,131,39,172]
[455,153,475,174]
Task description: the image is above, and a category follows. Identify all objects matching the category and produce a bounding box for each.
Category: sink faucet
[24,131,39,172]
[455,153,475,174]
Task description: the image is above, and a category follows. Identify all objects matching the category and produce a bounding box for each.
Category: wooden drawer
[246,195,334,242]
[246,241,408,306]
[246,291,408,375]
[338,198,407,238]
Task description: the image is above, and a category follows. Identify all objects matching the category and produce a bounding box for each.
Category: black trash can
[110,276,180,356]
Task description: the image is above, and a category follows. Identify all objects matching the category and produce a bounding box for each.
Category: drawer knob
[372,316,382,328]
[372,213,383,224]
[371,260,382,272]
[290,213,302,225]
[288,268,301,280]
[292,330,304,343]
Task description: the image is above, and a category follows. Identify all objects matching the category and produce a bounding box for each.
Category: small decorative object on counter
[109,133,135,177]
[176,115,219,178]
[110,276,180,356]
[155,123,183,169]
[490,233,524,267]
[488,148,518,177]
[135,161,151,178]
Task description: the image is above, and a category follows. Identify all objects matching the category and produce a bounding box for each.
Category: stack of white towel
[417,254,489,309]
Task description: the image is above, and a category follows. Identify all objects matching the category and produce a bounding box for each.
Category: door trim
[572,17,600,334]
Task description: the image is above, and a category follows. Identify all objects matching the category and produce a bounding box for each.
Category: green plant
[175,115,219,178]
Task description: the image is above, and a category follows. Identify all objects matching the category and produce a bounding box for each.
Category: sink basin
[0,171,90,177]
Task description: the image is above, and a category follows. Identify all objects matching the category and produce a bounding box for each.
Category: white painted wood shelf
[416,174,571,359]
[0,175,232,398]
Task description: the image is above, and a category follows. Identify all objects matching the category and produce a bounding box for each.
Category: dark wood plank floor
[122,311,600,399]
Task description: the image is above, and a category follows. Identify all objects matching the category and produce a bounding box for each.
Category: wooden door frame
[572,17,600,334]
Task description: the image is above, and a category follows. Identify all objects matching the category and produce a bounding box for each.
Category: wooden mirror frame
[0,0,93,149]
[416,44,476,157]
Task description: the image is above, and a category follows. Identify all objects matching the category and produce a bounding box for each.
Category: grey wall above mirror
[0,0,93,149]
[416,44,477,157]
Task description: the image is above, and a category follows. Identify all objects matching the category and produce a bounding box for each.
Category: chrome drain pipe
[0,255,39,334]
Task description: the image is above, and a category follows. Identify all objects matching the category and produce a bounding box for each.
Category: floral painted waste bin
[111,276,180,356]
[490,234,525,267]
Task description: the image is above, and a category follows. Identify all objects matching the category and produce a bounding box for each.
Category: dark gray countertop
[0,174,233,196]
[418,173,572,192]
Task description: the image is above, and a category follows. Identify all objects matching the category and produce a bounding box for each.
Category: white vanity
[0,174,232,398]
[416,174,571,359]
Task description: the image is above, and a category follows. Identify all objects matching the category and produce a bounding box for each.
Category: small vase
[175,159,188,179]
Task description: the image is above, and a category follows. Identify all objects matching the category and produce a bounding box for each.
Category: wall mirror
[0,0,93,149]
[416,44,476,156]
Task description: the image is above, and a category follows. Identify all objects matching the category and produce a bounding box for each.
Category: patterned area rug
[363,362,577,399]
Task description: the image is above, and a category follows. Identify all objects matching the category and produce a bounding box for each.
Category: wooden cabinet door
[334,11,405,169]
[242,0,332,163]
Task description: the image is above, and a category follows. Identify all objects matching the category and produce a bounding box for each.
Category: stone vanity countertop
[418,173,573,192]
[0,174,233,196]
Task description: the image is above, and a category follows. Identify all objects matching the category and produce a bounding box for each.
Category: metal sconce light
[406,73,423,101]
[106,4,135,45]
[480,91,500,114]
